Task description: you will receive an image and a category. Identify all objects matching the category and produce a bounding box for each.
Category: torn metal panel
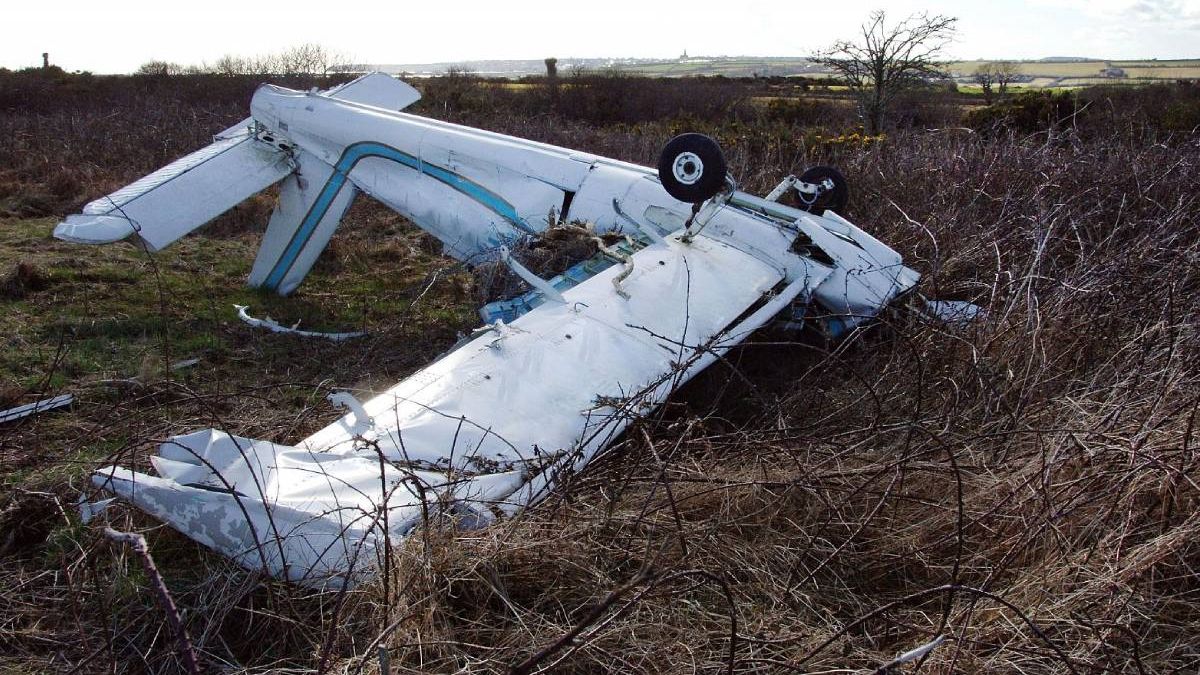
[93,429,527,586]
[234,305,365,341]
[923,299,986,327]
[321,72,422,111]
[0,394,73,424]
[77,496,115,524]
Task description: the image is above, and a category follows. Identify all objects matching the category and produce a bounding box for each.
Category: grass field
[945,60,1200,89]
[1,71,1199,673]
[400,56,1200,87]
[631,58,1200,87]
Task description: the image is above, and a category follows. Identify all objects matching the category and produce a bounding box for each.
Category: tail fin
[54,72,421,275]
[322,71,421,111]
[247,149,358,294]
[242,73,422,294]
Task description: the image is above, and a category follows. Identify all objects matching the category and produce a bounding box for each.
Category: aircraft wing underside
[94,230,851,587]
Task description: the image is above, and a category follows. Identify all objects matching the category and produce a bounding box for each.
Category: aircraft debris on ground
[0,393,74,425]
[234,304,366,341]
[58,73,927,587]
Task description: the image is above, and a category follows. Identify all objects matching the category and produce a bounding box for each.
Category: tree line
[136,43,357,78]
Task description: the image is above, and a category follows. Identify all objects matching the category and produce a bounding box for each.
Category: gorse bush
[965,83,1200,140]
[964,89,1084,134]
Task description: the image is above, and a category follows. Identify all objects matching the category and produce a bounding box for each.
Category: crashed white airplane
[58,73,919,587]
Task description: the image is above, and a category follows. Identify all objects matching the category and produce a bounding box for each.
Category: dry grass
[0,72,1198,673]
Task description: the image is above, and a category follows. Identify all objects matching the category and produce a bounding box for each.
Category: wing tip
[53,214,137,245]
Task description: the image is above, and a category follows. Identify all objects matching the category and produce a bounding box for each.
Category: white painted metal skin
[0,394,74,425]
[60,74,920,587]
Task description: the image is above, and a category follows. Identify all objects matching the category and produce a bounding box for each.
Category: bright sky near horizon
[5,0,1199,73]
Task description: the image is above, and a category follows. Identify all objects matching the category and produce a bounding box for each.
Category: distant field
[946,59,1200,86]
[392,56,1200,88]
[629,58,825,78]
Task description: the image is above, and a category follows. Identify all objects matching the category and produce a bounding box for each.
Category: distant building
[1101,66,1127,78]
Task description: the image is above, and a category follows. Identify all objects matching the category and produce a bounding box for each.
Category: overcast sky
[5,0,1199,73]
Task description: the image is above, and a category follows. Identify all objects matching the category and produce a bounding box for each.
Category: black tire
[657,133,728,203]
[794,165,849,215]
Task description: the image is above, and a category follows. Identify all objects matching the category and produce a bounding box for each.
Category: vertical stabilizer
[249,149,358,295]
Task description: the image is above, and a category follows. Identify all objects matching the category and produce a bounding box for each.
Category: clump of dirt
[0,490,61,556]
[0,262,49,300]
[0,191,57,218]
[473,224,619,304]
[0,381,23,409]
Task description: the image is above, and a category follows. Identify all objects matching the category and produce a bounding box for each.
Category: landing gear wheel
[657,133,728,204]
[794,165,849,215]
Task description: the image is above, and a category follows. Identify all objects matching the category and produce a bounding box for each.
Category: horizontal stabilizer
[210,73,419,140]
[53,129,292,251]
[324,72,421,111]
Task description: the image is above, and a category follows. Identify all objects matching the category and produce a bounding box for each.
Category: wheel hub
[672,152,704,185]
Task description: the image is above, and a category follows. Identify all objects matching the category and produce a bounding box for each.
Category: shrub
[1164,99,1200,134]
[965,89,1083,134]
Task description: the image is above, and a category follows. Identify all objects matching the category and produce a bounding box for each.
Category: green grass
[0,206,479,487]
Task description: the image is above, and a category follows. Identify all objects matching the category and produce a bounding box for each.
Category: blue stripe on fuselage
[263,141,533,291]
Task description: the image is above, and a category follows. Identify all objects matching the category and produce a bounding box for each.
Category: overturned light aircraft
[58,73,920,587]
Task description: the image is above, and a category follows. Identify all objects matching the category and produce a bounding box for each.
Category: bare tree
[136,60,185,76]
[277,43,341,76]
[975,63,997,104]
[816,11,957,134]
[212,54,249,76]
[207,44,353,77]
[975,61,1020,103]
[994,61,1019,97]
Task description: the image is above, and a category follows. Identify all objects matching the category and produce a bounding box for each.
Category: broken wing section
[247,149,359,295]
[54,130,293,251]
[92,429,527,588]
[91,231,794,587]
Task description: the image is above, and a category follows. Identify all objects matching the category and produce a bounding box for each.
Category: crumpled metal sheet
[923,299,986,327]
[93,429,524,585]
